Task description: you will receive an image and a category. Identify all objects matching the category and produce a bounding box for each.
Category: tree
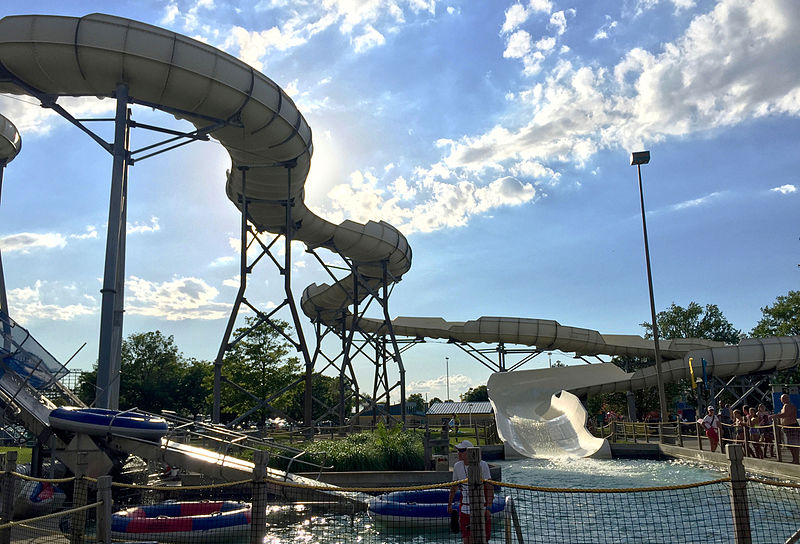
[595,301,740,420]
[751,290,800,384]
[118,331,186,414]
[219,317,301,425]
[76,331,211,417]
[751,290,800,337]
[406,393,427,413]
[281,373,354,423]
[429,396,443,405]
[461,385,489,402]
[641,302,741,344]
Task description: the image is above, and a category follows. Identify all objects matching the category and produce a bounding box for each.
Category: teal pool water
[261,457,780,543]
[498,456,726,489]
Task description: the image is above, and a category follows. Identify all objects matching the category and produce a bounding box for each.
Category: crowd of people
[698,394,799,463]
[597,395,800,465]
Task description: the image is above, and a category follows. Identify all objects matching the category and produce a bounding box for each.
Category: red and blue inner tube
[112,501,251,534]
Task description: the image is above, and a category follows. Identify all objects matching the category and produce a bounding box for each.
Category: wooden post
[96,476,113,544]
[250,450,269,544]
[773,419,783,463]
[677,421,683,448]
[743,426,750,457]
[657,421,663,445]
[610,422,617,443]
[466,447,487,544]
[727,445,751,544]
[632,422,637,443]
[696,422,703,450]
[70,477,88,544]
[0,451,17,544]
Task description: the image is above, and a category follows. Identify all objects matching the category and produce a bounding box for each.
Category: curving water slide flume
[1,14,799,464]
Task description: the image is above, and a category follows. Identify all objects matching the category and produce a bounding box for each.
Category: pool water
[259,457,756,543]
[499,456,726,489]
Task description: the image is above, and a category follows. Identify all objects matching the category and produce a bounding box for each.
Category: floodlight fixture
[630,150,650,166]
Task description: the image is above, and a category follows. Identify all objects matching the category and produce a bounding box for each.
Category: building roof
[426,401,493,416]
[357,403,426,417]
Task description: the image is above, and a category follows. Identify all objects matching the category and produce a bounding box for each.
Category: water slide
[1,14,799,466]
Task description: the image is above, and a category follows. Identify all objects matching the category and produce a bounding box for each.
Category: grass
[0,446,32,464]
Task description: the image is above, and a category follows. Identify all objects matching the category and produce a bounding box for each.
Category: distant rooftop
[426,401,493,416]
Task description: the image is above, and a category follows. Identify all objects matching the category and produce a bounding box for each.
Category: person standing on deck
[697,406,720,452]
[770,394,800,464]
[448,440,493,543]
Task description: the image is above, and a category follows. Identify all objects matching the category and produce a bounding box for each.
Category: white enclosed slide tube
[0,13,412,323]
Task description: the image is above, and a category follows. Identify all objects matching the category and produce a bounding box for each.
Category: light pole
[445,356,450,401]
[630,150,668,423]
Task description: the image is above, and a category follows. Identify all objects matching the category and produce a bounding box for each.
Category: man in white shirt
[697,406,720,452]
[447,440,494,543]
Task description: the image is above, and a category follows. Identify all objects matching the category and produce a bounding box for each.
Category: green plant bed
[269,424,424,472]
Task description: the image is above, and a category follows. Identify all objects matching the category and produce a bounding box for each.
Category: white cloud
[535,36,556,52]
[353,25,386,53]
[69,226,98,240]
[465,0,800,181]
[529,0,553,13]
[222,275,240,288]
[125,275,231,321]
[210,256,236,267]
[668,191,724,211]
[0,95,116,138]
[324,166,537,234]
[771,184,797,195]
[161,2,179,25]
[8,281,96,324]
[128,217,160,235]
[501,3,531,34]
[0,232,67,253]
[549,10,568,36]
[593,18,618,41]
[503,30,532,59]
[408,373,475,399]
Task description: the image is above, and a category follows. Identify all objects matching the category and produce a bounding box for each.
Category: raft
[111,501,251,543]
[367,489,505,528]
[48,407,168,439]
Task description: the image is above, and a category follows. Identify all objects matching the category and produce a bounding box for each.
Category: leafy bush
[269,424,424,472]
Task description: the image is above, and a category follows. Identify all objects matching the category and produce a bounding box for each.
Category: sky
[0,0,798,405]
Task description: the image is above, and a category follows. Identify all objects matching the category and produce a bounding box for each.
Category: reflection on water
[499,456,726,488]
[254,458,773,543]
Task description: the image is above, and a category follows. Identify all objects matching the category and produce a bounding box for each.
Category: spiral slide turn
[1,14,799,462]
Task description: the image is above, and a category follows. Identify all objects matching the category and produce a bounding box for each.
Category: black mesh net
[3,465,800,543]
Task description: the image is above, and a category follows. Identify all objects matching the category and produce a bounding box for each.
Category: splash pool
[258,457,796,543]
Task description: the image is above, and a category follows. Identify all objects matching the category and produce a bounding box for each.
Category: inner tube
[368,489,505,528]
[48,407,168,439]
[112,501,251,543]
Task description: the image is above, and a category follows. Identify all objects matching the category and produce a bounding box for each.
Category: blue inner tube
[368,489,504,518]
[49,407,168,436]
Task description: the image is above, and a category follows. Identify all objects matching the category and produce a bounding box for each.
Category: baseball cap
[455,440,474,451]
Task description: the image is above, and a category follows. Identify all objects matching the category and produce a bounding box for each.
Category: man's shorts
[459,509,491,541]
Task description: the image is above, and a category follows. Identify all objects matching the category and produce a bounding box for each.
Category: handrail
[503,495,525,544]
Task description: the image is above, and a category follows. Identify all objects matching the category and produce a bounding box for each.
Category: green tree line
[76,317,350,424]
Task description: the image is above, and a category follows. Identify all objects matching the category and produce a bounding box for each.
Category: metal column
[96,84,131,410]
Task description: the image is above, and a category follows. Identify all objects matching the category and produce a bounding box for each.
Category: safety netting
[3,468,800,543]
[0,310,68,389]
